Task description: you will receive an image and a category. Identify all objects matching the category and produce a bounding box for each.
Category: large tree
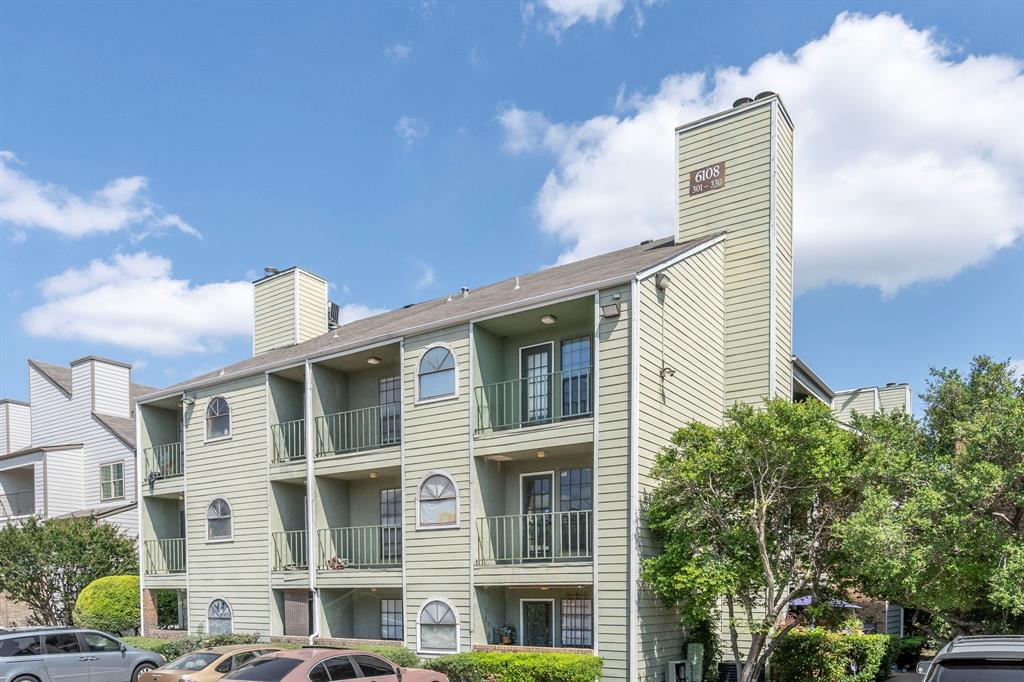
[642,398,855,682]
[0,515,138,625]
[839,356,1024,635]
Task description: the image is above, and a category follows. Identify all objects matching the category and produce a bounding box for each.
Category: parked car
[220,648,449,682]
[0,626,166,682]
[917,635,1024,680]
[146,645,282,681]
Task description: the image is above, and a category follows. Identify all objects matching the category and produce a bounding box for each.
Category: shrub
[359,645,421,668]
[890,636,926,671]
[72,575,140,634]
[145,633,261,660]
[769,629,895,682]
[425,651,603,682]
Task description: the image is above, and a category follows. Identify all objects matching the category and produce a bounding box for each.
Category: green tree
[642,398,855,682]
[0,516,137,625]
[73,575,140,634]
[839,356,1024,635]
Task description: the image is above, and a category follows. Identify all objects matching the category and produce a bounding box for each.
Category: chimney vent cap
[732,96,754,108]
[754,91,775,100]
[264,266,279,277]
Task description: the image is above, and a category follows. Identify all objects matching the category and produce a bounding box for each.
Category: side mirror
[120,643,128,653]
[396,667,403,681]
[916,660,932,675]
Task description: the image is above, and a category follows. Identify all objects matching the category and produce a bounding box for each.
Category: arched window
[206,397,231,440]
[418,474,458,528]
[207,498,232,540]
[418,346,456,400]
[207,598,232,635]
[418,599,458,652]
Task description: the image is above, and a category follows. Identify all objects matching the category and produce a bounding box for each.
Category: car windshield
[931,660,1024,681]
[164,652,221,670]
[222,657,302,681]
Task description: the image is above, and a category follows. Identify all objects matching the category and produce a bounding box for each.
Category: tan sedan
[147,644,282,682]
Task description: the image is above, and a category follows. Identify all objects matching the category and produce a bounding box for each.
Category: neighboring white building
[0,355,158,536]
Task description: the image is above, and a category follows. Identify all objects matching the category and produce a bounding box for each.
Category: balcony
[144,442,183,481]
[271,418,306,463]
[475,367,593,433]
[317,524,402,570]
[273,530,308,571]
[476,510,592,565]
[315,405,400,458]
[144,538,186,574]
[0,489,34,517]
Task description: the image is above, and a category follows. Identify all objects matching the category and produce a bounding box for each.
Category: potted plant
[499,624,517,645]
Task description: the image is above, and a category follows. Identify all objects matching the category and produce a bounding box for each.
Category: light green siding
[595,284,632,680]
[833,388,877,422]
[253,269,327,355]
[183,375,270,634]
[636,243,726,680]
[676,99,794,407]
[878,385,911,413]
[402,327,472,654]
[296,270,328,343]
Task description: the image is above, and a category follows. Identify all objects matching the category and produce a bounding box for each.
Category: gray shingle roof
[146,234,720,399]
[29,359,73,396]
[92,412,136,448]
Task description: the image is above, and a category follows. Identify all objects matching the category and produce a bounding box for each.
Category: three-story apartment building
[137,95,908,681]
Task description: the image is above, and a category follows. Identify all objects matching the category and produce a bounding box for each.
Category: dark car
[917,635,1024,681]
[0,626,166,682]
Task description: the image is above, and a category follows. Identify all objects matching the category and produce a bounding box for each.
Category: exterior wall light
[601,303,621,318]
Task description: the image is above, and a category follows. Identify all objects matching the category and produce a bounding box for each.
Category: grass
[122,636,169,652]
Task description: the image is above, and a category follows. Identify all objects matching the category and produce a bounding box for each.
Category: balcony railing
[476,510,592,565]
[0,490,34,517]
[271,418,306,463]
[315,405,401,458]
[144,538,186,574]
[144,442,183,481]
[317,524,402,570]
[272,530,308,571]
[474,367,593,433]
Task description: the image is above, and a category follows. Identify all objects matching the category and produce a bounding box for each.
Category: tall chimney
[675,93,794,405]
[252,267,329,355]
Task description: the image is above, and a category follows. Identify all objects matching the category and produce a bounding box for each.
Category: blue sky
[1,0,1022,410]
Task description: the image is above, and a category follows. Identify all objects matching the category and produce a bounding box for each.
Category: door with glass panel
[379,488,401,564]
[522,473,553,560]
[559,468,593,559]
[522,600,554,647]
[560,336,592,419]
[379,377,400,446]
[520,344,553,424]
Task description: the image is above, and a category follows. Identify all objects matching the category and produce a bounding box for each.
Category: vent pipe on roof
[755,91,775,100]
[461,287,470,298]
[514,276,520,290]
[733,96,753,108]
[264,266,279,277]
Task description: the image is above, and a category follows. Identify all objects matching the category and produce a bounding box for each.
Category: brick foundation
[473,644,595,655]
[141,589,159,634]
[274,635,401,648]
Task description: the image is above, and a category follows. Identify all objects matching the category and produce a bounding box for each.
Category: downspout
[305,360,320,644]
[628,277,641,681]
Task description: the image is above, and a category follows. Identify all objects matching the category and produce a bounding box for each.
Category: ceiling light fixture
[367,356,382,365]
[369,472,378,479]
[540,314,557,325]
[536,450,546,458]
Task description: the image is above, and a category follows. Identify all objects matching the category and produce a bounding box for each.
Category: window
[559,467,593,555]
[207,498,232,540]
[83,632,121,652]
[380,488,402,560]
[418,599,457,652]
[310,656,358,681]
[418,474,458,527]
[42,633,81,654]
[223,658,301,680]
[418,346,456,400]
[206,396,231,439]
[0,635,41,657]
[100,461,125,500]
[560,337,592,417]
[208,598,233,634]
[165,652,220,671]
[379,377,401,445]
[560,598,593,648]
[354,654,395,677]
[380,598,403,640]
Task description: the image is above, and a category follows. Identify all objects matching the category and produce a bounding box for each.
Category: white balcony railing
[317,524,402,570]
[476,510,592,565]
[315,405,401,457]
[272,529,308,571]
[144,442,183,481]
[474,367,593,433]
[144,538,186,574]
[271,418,306,463]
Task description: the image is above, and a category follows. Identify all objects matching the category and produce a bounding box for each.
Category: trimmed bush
[425,651,603,682]
[143,633,261,660]
[769,629,895,682]
[358,645,421,668]
[72,575,140,634]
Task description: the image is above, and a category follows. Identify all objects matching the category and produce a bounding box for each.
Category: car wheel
[133,662,158,681]
[12,676,41,682]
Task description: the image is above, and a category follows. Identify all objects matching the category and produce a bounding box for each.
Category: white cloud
[0,152,200,240]
[22,252,251,355]
[500,12,1024,296]
[396,116,429,146]
[1010,358,1024,379]
[531,0,624,35]
[384,42,412,62]
[338,303,388,325]
[414,261,436,289]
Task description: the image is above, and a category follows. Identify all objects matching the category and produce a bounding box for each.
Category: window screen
[560,598,593,648]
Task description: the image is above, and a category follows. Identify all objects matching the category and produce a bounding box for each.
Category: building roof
[29,359,73,396]
[0,399,30,407]
[141,233,722,401]
[0,443,82,461]
[92,412,137,448]
[53,501,137,521]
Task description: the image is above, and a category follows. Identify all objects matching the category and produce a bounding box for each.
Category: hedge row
[424,652,603,682]
[769,629,898,682]
[140,633,261,660]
